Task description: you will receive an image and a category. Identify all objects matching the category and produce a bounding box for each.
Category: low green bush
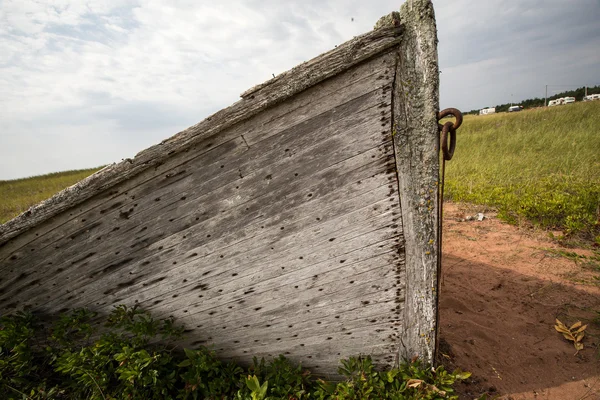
[446,176,600,241]
[0,305,470,399]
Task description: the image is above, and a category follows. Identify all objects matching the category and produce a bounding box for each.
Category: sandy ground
[439,202,600,399]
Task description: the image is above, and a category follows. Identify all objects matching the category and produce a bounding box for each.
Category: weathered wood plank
[0,70,392,275]
[0,1,441,376]
[186,303,402,368]
[137,218,399,321]
[216,335,397,371]
[0,58,393,266]
[64,181,394,310]
[62,187,396,308]
[0,107,393,310]
[168,252,402,339]
[0,91,391,304]
[40,206,393,313]
[392,0,440,364]
[3,167,390,310]
[205,320,399,361]
[0,26,402,245]
[33,148,396,312]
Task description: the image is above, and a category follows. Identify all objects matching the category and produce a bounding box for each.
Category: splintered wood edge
[0,19,404,245]
[392,0,439,364]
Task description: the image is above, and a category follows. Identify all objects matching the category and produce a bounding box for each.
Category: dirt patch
[439,202,600,399]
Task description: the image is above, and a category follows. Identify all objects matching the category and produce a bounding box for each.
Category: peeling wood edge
[0,21,405,245]
[391,0,439,364]
[241,13,403,98]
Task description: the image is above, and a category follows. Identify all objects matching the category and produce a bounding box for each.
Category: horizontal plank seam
[113,221,402,313]
[70,215,401,312]
[147,234,401,317]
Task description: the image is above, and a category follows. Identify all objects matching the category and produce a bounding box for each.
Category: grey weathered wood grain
[3,69,394,304]
[0,77,392,284]
[0,0,441,375]
[199,317,399,360]
[32,145,396,313]
[53,189,396,309]
[392,0,440,364]
[162,253,402,337]
[148,229,399,321]
[2,107,393,310]
[2,155,394,312]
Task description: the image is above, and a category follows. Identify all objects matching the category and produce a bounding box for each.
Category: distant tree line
[464,85,600,115]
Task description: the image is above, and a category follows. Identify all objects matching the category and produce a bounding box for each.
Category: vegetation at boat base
[0,305,470,399]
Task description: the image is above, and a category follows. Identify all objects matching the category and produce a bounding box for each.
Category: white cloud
[0,0,599,179]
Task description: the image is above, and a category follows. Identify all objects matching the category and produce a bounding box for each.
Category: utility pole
[545,85,548,107]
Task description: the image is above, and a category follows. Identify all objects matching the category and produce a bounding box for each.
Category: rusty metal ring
[441,121,456,161]
[437,108,463,131]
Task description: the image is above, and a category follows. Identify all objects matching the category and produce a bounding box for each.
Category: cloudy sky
[1,0,599,180]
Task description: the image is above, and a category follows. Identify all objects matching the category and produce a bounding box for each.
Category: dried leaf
[430,385,446,396]
[555,318,588,354]
[554,325,570,334]
[406,379,423,388]
[570,321,582,330]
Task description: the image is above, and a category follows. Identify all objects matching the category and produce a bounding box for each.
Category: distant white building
[479,107,496,115]
[583,94,600,101]
[548,98,564,106]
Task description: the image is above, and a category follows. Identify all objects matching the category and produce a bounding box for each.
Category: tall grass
[0,168,102,224]
[445,101,600,243]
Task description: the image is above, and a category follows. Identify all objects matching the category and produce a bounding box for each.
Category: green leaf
[259,380,268,398]
[178,359,192,367]
[454,371,472,380]
[184,348,196,359]
[246,375,260,392]
[386,370,399,383]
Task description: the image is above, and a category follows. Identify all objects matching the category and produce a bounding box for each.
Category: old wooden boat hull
[0,0,440,375]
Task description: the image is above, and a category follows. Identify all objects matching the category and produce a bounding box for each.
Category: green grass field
[1,101,599,244]
[445,101,600,244]
[0,168,102,224]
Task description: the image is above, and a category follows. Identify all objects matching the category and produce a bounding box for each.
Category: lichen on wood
[391,0,440,364]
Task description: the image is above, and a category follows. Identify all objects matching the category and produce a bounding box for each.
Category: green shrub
[0,305,470,399]
[314,356,468,399]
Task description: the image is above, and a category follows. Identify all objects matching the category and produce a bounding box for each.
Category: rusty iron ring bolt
[437,108,463,161]
[434,107,463,358]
